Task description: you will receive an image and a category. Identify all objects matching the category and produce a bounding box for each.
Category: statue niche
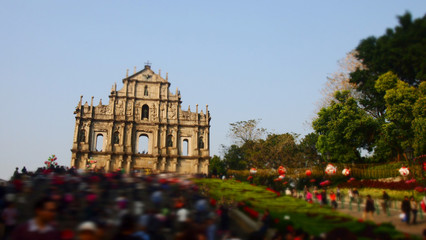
[142,104,149,120]
[167,135,173,147]
[198,136,204,149]
[113,131,120,144]
[78,129,86,142]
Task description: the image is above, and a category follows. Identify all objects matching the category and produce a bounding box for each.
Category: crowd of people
[296,185,425,224]
[0,166,242,240]
[1,167,425,240]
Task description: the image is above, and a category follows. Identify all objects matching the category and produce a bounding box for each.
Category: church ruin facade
[70,64,211,174]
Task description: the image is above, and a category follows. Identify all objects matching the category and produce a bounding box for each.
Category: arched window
[144,85,148,96]
[138,135,149,154]
[198,137,204,149]
[166,135,173,147]
[182,139,189,156]
[142,104,149,120]
[78,129,86,142]
[113,131,120,144]
[96,134,104,152]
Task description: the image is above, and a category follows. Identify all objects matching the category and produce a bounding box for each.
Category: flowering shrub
[44,155,58,168]
[266,187,280,196]
[86,158,97,170]
[242,206,259,220]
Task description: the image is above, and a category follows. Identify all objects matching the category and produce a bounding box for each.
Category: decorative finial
[78,95,83,107]
[158,69,161,76]
[166,72,168,81]
[134,66,136,74]
[126,69,129,77]
[99,98,102,105]
[90,96,94,107]
[196,104,198,113]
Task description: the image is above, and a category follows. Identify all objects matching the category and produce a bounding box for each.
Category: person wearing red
[329,191,337,209]
[10,197,60,240]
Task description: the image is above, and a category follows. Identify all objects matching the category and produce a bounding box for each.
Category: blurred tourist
[1,202,18,239]
[401,196,411,225]
[76,221,98,240]
[352,188,359,200]
[363,195,375,221]
[410,196,418,224]
[348,189,354,202]
[329,191,337,209]
[112,214,139,240]
[336,187,341,201]
[381,191,390,213]
[10,197,60,240]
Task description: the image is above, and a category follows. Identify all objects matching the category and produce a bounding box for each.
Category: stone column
[125,156,132,173]
[105,158,111,172]
[167,158,177,172]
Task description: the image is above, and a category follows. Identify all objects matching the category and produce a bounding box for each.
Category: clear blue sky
[0,1,424,179]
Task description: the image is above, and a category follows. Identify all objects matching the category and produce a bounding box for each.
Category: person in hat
[77,221,99,240]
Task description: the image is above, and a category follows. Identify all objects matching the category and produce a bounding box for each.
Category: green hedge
[194,179,406,239]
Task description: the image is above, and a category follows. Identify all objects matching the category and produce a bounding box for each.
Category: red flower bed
[266,188,281,196]
[243,206,259,219]
[338,179,421,190]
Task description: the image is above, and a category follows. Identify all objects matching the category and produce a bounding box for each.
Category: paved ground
[335,199,426,237]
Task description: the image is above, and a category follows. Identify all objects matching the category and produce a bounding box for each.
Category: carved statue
[169,104,176,119]
[78,129,86,142]
[113,132,120,144]
[167,135,173,147]
[198,137,204,149]
[161,105,166,118]
[142,107,149,119]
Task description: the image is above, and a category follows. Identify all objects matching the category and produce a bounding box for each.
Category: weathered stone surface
[71,65,211,174]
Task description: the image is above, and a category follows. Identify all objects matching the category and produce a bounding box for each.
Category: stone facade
[70,64,211,174]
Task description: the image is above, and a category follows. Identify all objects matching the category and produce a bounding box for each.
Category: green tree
[412,82,426,156]
[222,144,247,170]
[247,133,301,168]
[313,91,378,163]
[350,12,426,118]
[299,133,321,166]
[209,155,226,176]
[375,72,424,160]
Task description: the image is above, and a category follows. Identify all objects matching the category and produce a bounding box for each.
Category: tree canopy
[313,91,377,163]
[228,119,266,146]
[349,12,426,118]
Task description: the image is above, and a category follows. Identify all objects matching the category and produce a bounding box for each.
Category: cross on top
[145,60,152,66]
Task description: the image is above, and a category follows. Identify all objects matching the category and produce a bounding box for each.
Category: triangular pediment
[124,66,167,83]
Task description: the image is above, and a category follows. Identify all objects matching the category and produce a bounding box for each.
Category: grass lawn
[194,178,410,239]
